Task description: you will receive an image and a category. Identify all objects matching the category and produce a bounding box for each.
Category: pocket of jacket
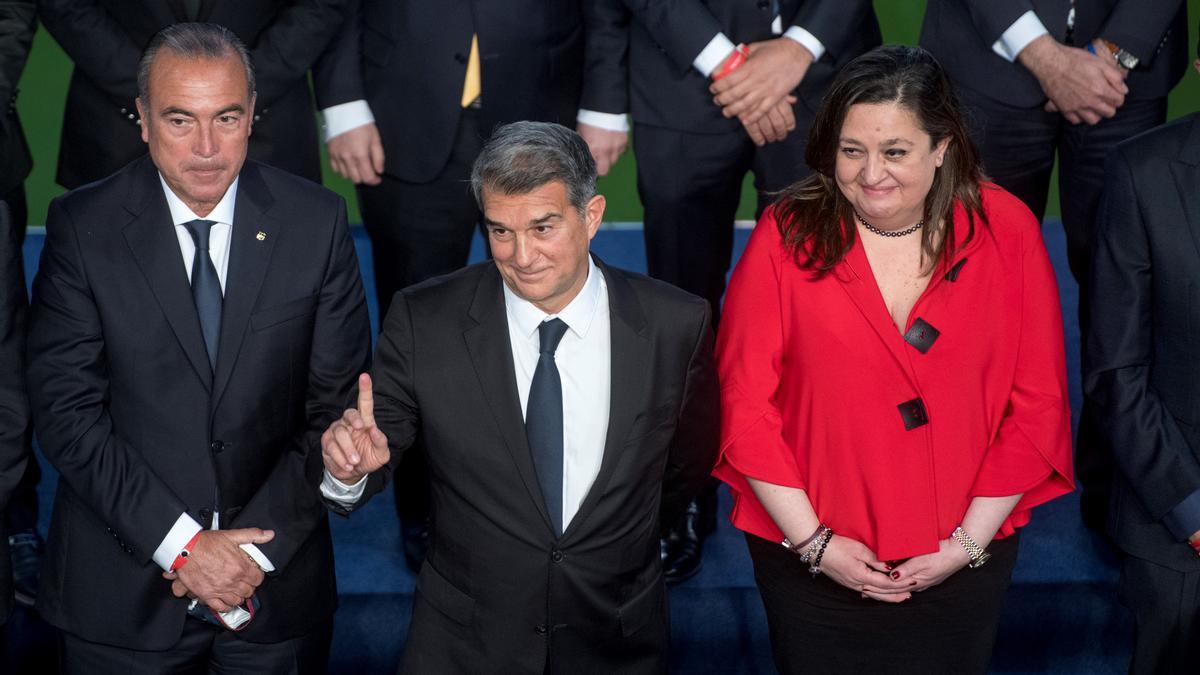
[617,572,664,638]
[416,562,475,626]
[250,295,317,331]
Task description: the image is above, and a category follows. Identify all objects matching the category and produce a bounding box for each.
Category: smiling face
[136,50,255,217]
[834,101,949,231]
[484,180,604,314]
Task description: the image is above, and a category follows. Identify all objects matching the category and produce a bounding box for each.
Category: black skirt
[745,531,1020,675]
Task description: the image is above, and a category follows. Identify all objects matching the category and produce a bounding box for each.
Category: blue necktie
[526,318,569,535]
[184,219,222,371]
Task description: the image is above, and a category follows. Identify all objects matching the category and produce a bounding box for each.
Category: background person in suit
[312,0,587,571]
[37,0,348,189]
[0,0,41,610]
[0,201,30,643]
[578,0,881,582]
[1085,47,1200,674]
[319,121,719,673]
[920,0,1190,532]
[25,24,370,672]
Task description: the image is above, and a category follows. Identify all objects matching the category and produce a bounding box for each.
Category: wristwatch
[1098,39,1139,70]
[951,527,992,569]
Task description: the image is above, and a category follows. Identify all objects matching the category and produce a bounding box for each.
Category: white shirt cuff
[152,513,203,572]
[321,469,368,506]
[694,32,737,77]
[577,109,630,133]
[240,543,276,573]
[783,26,826,62]
[992,10,1050,62]
[322,100,376,142]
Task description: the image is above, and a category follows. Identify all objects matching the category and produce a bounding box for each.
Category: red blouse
[713,185,1074,561]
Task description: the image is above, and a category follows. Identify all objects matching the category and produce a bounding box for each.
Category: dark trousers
[958,85,1168,530]
[1,186,37,536]
[59,617,333,675]
[747,531,1020,675]
[356,108,484,531]
[1120,555,1200,675]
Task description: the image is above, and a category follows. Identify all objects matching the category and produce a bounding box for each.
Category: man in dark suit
[312,0,587,569]
[0,201,30,634]
[578,0,880,581]
[920,0,1190,531]
[37,0,348,188]
[320,122,719,673]
[1086,45,1200,671]
[25,24,369,671]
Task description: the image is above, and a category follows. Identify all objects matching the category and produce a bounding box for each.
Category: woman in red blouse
[714,45,1073,673]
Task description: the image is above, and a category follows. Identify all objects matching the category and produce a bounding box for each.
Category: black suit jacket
[581,0,880,134]
[0,201,30,624]
[920,0,1188,108]
[1085,112,1200,572]
[38,0,348,188]
[334,259,719,673]
[312,0,584,184]
[0,0,34,196]
[25,156,371,647]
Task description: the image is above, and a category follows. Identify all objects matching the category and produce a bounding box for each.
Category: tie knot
[537,318,569,356]
[184,219,216,251]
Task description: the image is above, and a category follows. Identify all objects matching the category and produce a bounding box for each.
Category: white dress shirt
[150,175,275,574]
[323,258,613,531]
[992,10,1051,62]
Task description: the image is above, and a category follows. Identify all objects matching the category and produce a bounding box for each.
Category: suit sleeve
[970,205,1074,515]
[311,0,364,109]
[229,198,371,568]
[962,0,1038,45]
[1084,145,1200,529]
[579,0,631,115]
[37,0,143,104]
[0,202,28,515]
[789,0,872,61]
[26,199,189,562]
[713,210,806,496]
[0,0,36,107]
[659,300,718,528]
[249,0,349,109]
[1097,0,1184,66]
[617,0,724,74]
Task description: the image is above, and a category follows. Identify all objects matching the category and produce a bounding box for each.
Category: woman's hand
[889,538,971,592]
[819,535,914,603]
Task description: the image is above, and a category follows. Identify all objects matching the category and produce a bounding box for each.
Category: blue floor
[6,219,1127,673]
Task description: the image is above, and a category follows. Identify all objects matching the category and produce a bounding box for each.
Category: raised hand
[321,373,390,483]
[710,38,814,126]
[578,122,628,176]
[817,534,915,603]
[889,537,971,593]
[1018,36,1127,125]
[327,123,385,185]
[163,527,274,613]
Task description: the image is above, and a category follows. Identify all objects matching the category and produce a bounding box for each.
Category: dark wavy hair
[775,45,987,274]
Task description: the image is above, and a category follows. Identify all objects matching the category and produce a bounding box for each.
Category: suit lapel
[561,259,649,543]
[122,158,213,391]
[212,164,279,408]
[1170,117,1200,263]
[462,266,556,534]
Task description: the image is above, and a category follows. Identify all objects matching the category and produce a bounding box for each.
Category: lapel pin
[256,231,267,241]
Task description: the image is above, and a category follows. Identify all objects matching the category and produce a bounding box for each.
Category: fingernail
[910,581,917,586]
[890,571,900,580]
[883,563,893,571]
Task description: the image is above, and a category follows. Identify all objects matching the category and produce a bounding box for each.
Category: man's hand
[578,122,628,177]
[321,373,390,484]
[162,528,274,613]
[742,96,798,146]
[889,537,971,593]
[327,123,385,185]
[710,38,814,126]
[1018,35,1127,125]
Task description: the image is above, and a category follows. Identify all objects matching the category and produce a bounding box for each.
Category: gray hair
[470,121,598,215]
[137,23,255,102]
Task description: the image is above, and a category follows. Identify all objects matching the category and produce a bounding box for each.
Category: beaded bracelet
[799,525,831,564]
[808,528,834,577]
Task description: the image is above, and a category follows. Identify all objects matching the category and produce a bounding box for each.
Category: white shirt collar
[503,255,603,340]
[158,174,239,227]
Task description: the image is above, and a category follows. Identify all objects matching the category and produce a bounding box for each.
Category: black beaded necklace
[855,211,923,238]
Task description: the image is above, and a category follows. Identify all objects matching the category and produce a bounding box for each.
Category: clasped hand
[321,373,390,484]
[709,38,813,146]
[162,528,274,613]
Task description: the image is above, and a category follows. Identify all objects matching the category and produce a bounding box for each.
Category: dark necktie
[526,318,569,535]
[184,219,222,371]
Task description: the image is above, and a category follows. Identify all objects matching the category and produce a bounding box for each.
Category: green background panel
[14,0,1200,226]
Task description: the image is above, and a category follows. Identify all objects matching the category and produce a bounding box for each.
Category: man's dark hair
[137,22,255,102]
[470,121,598,216]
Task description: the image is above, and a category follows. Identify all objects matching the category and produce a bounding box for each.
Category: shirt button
[535,623,548,635]
[210,441,224,453]
[550,550,564,563]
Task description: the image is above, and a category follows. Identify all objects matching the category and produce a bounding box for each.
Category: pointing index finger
[357,373,375,426]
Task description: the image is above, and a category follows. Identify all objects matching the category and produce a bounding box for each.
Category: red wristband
[1189,539,1200,553]
[712,44,750,81]
[170,531,202,572]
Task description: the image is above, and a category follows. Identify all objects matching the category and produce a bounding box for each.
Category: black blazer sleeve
[26,199,191,562]
[0,0,35,105]
[228,198,370,568]
[241,0,347,109]
[0,201,28,517]
[619,0,724,73]
[790,0,875,62]
[1097,0,1185,66]
[579,0,631,115]
[961,0,1037,46]
[659,302,719,528]
[311,0,364,110]
[1084,142,1200,526]
[37,0,144,104]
